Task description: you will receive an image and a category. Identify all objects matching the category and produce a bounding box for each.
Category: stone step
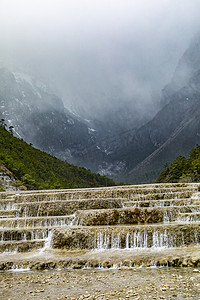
[14,198,123,217]
[1,184,196,205]
[0,216,15,219]
[13,193,122,203]
[0,215,75,228]
[0,240,45,253]
[128,191,194,201]
[52,223,200,250]
[74,208,165,226]
[0,210,20,218]
[73,206,200,226]
[123,198,200,208]
[0,227,50,241]
[10,186,198,203]
[176,213,200,223]
[0,193,16,200]
[0,183,195,195]
[1,246,200,270]
[14,196,199,218]
[14,196,125,204]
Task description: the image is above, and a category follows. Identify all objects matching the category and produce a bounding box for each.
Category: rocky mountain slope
[0,68,108,171]
[113,37,200,183]
[0,67,150,179]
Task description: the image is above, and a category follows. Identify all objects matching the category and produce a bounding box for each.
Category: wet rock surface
[0,183,200,254]
[1,246,200,271]
[16,198,123,217]
[51,223,200,250]
[1,184,200,268]
[75,207,164,226]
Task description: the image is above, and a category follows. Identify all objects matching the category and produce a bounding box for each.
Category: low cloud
[0,0,200,119]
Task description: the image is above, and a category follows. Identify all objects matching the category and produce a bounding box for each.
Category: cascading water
[125,231,148,249]
[163,211,170,223]
[0,202,14,210]
[68,214,78,226]
[92,229,185,251]
[95,232,110,250]
[0,183,200,262]
[39,230,53,254]
[111,232,121,249]
[152,230,174,249]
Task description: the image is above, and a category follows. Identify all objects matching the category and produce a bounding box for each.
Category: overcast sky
[0,0,200,118]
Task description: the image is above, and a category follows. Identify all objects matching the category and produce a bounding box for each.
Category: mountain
[112,36,200,183]
[1,35,200,184]
[0,67,152,179]
[0,68,108,171]
[0,123,115,190]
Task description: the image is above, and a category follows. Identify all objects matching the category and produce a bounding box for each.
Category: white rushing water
[8,265,30,272]
[39,230,53,254]
[93,229,182,251]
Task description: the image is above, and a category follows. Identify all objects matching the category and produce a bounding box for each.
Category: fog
[0,0,200,120]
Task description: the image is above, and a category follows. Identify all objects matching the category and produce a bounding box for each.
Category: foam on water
[8,265,30,272]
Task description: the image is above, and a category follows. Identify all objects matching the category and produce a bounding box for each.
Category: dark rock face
[0,68,105,170]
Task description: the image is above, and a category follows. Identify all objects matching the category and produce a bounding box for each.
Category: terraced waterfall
[1,183,200,270]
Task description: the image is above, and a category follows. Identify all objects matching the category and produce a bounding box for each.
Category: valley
[1,1,200,299]
[1,35,200,183]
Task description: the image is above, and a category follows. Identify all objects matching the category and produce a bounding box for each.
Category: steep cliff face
[114,37,200,183]
[161,37,200,106]
[0,68,105,169]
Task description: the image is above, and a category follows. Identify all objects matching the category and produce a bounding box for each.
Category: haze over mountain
[0,1,200,183]
[1,1,200,120]
[115,36,200,183]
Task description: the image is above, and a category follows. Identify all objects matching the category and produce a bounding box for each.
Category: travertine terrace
[1,183,200,270]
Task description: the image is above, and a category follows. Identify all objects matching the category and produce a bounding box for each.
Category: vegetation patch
[0,120,115,190]
[156,145,200,183]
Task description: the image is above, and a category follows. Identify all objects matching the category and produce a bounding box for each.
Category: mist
[0,0,200,121]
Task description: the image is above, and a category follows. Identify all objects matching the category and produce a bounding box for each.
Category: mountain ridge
[113,37,200,183]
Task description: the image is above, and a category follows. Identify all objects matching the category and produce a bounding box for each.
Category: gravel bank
[1,267,200,299]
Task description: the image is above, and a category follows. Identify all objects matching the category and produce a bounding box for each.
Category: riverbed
[1,267,200,299]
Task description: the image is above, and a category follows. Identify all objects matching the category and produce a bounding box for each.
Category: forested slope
[156,144,200,183]
[0,123,115,190]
